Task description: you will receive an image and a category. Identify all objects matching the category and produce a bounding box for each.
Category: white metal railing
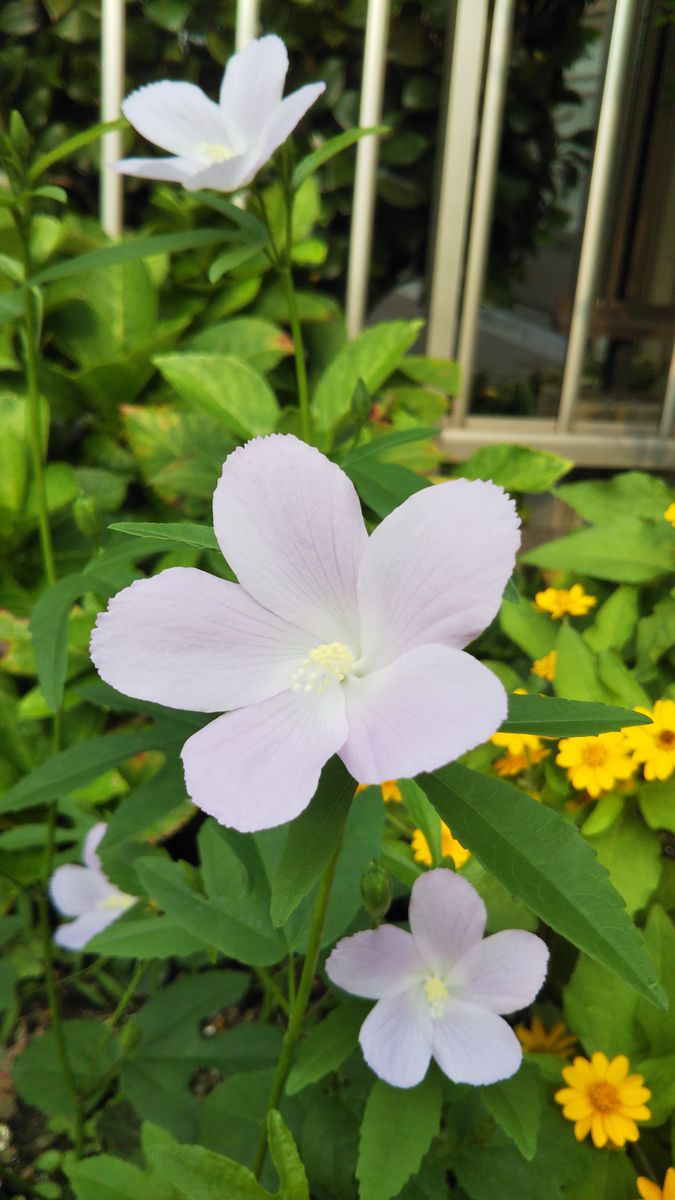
[99,0,675,468]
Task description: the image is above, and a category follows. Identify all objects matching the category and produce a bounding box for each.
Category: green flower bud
[360,860,392,925]
[73,493,100,538]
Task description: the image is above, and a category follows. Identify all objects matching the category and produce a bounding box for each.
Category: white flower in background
[90,434,520,833]
[50,824,135,951]
[116,35,325,193]
[326,869,549,1088]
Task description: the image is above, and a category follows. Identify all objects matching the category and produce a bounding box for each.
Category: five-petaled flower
[555,1052,651,1148]
[325,868,548,1088]
[91,435,520,832]
[556,732,634,797]
[623,700,675,782]
[50,824,135,951]
[116,35,325,193]
[534,584,596,619]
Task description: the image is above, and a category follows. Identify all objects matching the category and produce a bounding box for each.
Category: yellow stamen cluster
[515,1016,576,1058]
[195,141,236,162]
[291,642,355,695]
[623,700,675,782]
[491,732,549,777]
[535,584,597,619]
[556,732,634,798]
[424,976,449,1019]
[532,649,557,682]
[637,1168,675,1200]
[555,1052,650,1148]
[411,823,470,869]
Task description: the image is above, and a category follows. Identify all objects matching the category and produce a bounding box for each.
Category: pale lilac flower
[116,35,325,193]
[50,824,135,951]
[90,434,520,832]
[326,869,549,1088]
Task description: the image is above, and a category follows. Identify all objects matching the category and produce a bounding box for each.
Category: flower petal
[219,35,289,152]
[54,909,122,952]
[213,436,367,645]
[181,686,347,831]
[82,824,107,871]
[50,865,115,918]
[454,929,549,1014]
[256,84,326,168]
[409,869,486,977]
[326,926,426,999]
[91,567,315,713]
[183,149,260,193]
[605,1054,629,1085]
[340,644,507,783]
[359,990,433,1088]
[356,478,520,667]
[431,999,523,1085]
[114,156,197,183]
[122,82,225,157]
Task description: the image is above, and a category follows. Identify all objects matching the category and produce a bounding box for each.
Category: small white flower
[50,824,135,951]
[326,869,549,1089]
[116,35,325,193]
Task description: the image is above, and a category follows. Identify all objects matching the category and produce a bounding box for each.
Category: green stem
[254,966,291,1019]
[252,838,343,1180]
[280,265,311,444]
[101,960,146,1048]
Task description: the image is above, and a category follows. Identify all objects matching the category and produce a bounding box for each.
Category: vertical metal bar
[235,0,259,50]
[557,0,635,431]
[100,0,125,238]
[454,0,516,424]
[426,0,489,360]
[345,0,391,339]
[659,336,675,437]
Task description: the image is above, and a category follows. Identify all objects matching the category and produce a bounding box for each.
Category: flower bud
[73,494,100,538]
[360,860,392,925]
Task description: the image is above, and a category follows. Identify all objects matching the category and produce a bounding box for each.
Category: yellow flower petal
[591,1051,609,1079]
[606,1054,629,1085]
[574,1114,593,1141]
[663,1167,675,1200]
[591,1111,608,1147]
[637,1179,663,1200]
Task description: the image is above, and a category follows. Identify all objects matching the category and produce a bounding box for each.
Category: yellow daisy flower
[623,700,675,782]
[356,780,402,803]
[535,584,597,619]
[637,1168,675,1200]
[516,1016,576,1057]
[664,502,675,527]
[532,649,557,682]
[555,1052,651,1148]
[411,823,470,869]
[491,732,549,776]
[556,732,634,798]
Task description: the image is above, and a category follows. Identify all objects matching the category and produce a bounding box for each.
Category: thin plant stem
[254,966,291,1019]
[287,952,296,1007]
[252,836,344,1180]
[101,960,146,1049]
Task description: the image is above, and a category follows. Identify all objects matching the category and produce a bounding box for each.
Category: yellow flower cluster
[624,700,675,782]
[535,584,597,619]
[515,1016,576,1057]
[555,1052,651,1148]
[556,700,675,796]
[532,649,557,682]
[411,823,470,869]
[638,1169,675,1200]
[491,732,549,777]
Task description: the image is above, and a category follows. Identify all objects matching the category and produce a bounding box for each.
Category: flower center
[291,642,355,695]
[97,892,135,912]
[657,729,675,748]
[195,142,237,163]
[424,976,449,1019]
[589,1082,618,1113]
[583,744,608,767]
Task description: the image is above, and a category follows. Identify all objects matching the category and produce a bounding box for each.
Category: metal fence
[100,0,675,470]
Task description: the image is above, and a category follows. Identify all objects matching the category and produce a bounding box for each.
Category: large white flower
[116,35,325,193]
[90,434,520,832]
[326,869,549,1088]
[50,824,135,951]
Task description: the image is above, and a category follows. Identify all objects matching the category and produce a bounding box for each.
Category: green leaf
[292,125,389,188]
[346,458,429,518]
[583,585,639,653]
[499,597,556,659]
[563,953,644,1059]
[286,1001,367,1095]
[500,692,649,737]
[421,764,665,1006]
[0,959,16,1012]
[638,779,675,834]
[271,758,355,928]
[0,724,183,814]
[108,521,219,552]
[357,1072,442,1200]
[186,318,292,373]
[155,353,280,438]
[344,427,438,466]
[88,914,205,960]
[208,239,268,284]
[564,1144,638,1200]
[198,1069,300,1185]
[636,1054,675,1125]
[596,648,650,709]
[267,1110,310,1200]
[521,518,674,583]
[397,356,459,393]
[30,229,228,287]
[480,1063,542,1160]
[635,906,675,1055]
[553,624,614,704]
[13,1020,120,1117]
[197,191,269,240]
[30,573,91,712]
[453,443,572,493]
[66,1155,153,1200]
[28,117,127,183]
[580,793,623,838]
[584,809,661,915]
[145,1139,270,1200]
[555,472,673,524]
[121,971,249,1141]
[398,779,441,865]
[313,321,423,433]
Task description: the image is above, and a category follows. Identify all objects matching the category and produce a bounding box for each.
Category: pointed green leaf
[313,321,423,432]
[292,125,390,187]
[155,353,280,438]
[286,1000,367,1095]
[30,228,228,286]
[357,1072,442,1200]
[28,117,127,183]
[500,692,650,737]
[267,1110,310,1200]
[480,1063,542,1160]
[108,520,219,551]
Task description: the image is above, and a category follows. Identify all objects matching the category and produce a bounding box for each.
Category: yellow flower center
[195,142,237,163]
[657,729,675,748]
[97,892,134,912]
[589,1081,618,1113]
[583,743,609,767]
[424,976,449,1019]
[291,642,355,695]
